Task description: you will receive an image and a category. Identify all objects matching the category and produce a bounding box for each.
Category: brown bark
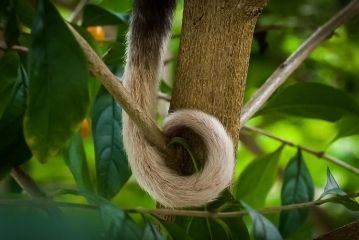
[169,0,267,172]
[315,220,359,240]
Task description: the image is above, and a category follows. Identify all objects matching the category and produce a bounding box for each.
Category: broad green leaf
[63,132,93,192]
[320,168,359,210]
[236,146,284,207]
[258,83,359,122]
[0,62,31,176]
[0,52,20,118]
[82,4,128,27]
[241,202,283,240]
[92,87,131,198]
[279,149,314,237]
[25,0,89,162]
[334,115,359,141]
[160,222,192,240]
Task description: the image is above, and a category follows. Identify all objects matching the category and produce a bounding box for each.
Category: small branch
[240,0,359,126]
[164,57,176,65]
[10,167,47,198]
[158,92,172,102]
[67,24,173,158]
[69,0,89,23]
[1,192,358,218]
[243,126,359,176]
[0,42,29,53]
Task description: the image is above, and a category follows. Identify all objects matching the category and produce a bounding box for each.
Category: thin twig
[243,126,359,176]
[69,0,89,23]
[10,167,47,198]
[67,24,173,158]
[158,92,172,102]
[240,0,359,126]
[2,192,357,218]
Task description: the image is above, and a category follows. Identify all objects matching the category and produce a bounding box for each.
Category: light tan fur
[122,5,235,208]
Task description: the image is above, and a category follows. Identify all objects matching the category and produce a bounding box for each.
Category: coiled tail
[122,0,235,208]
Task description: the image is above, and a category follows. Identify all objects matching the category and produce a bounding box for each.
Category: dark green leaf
[82,4,128,27]
[279,149,314,237]
[258,83,359,122]
[159,81,172,95]
[0,52,20,118]
[236,146,283,207]
[241,202,283,240]
[160,222,192,240]
[63,132,93,192]
[142,223,164,240]
[0,60,31,175]
[0,0,20,47]
[92,87,131,198]
[334,115,359,141]
[25,0,89,161]
[16,0,35,27]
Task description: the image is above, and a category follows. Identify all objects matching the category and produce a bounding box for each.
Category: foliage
[0,0,359,239]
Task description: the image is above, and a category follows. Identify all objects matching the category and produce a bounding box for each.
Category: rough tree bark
[169,0,267,173]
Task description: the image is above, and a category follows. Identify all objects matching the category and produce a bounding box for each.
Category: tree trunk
[169,0,267,173]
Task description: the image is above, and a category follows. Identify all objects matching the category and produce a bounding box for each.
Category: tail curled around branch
[122,0,235,208]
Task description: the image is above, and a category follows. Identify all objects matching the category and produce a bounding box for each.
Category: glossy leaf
[82,4,128,27]
[279,149,314,237]
[63,132,93,192]
[92,87,131,198]
[0,62,31,175]
[142,223,164,240]
[241,202,283,240]
[25,0,89,162]
[320,168,359,210]
[258,83,359,122]
[236,146,284,207]
[175,191,249,240]
[320,168,347,198]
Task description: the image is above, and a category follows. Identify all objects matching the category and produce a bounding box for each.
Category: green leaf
[159,81,172,95]
[279,149,314,237]
[258,83,359,122]
[334,115,359,141]
[160,222,192,240]
[241,201,283,240]
[320,168,347,198]
[82,4,128,27]
[0,61,31,175]
[92,87,131,198]
[63,132,93,192]
[320,168,359,210]
[236,146,283,207]
[142,223,164,240]
[57,189,143,240]
[175,191,249,240]
[0,52,21,118]
[25,0,89,162]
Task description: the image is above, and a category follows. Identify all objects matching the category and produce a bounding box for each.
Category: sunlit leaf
[236,146,284,207]
[334,115,359,141]
[241,201,283,240]
[92,87,131,198]
[63,132,93,192]
[279,149,314,237]
[25,0,89,162]
[258,83,359,122]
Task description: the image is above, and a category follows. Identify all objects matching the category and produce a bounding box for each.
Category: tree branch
[10,167,47,198]
[243,126,359,175]
[67,24,173,158]
[69,0,89,23]
[2,192,357,218]
[240,0,359,126]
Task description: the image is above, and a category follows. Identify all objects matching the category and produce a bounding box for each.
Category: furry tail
[122,0,235,208]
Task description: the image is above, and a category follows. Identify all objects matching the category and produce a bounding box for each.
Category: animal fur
[122,0,235,208]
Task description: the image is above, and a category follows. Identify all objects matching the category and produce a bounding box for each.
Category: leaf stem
[243,126,359,176]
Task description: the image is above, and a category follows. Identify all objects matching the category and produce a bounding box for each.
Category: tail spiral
[122,0,235,208]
